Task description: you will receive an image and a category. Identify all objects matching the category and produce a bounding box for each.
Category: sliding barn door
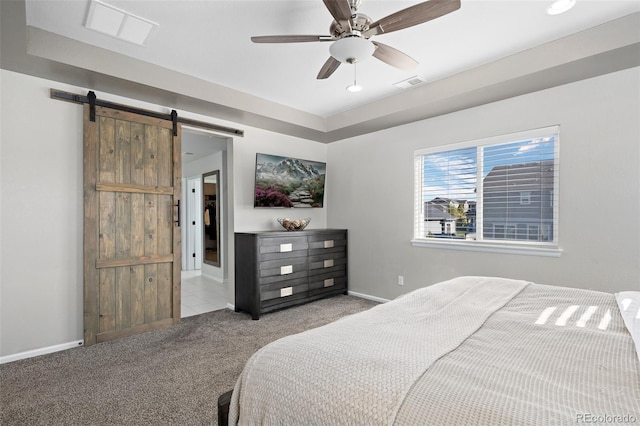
[83,104,182,346]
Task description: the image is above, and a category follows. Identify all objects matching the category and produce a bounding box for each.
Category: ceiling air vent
[85,0,158,46]
[393,76,425,90]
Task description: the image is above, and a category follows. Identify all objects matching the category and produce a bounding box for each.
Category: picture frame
[254,153,326,208]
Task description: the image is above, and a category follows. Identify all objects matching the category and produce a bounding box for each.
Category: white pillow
[615,291,640,364]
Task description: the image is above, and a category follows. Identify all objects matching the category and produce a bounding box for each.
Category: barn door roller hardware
[88,91,97,122]
[170,110,178,137]
[50,89,244,138]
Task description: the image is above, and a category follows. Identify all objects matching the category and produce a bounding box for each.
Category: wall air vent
[85,0,158,46]
[393,76,425,90]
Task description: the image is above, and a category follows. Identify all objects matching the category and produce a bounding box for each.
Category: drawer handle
[280,265,293,275]
[323,259,334,268]
[324,240,334,249]
[280,243,293,252]
[324,278,334,288]
[280,287,293,297]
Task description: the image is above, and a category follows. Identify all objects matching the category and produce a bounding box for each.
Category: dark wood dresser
[234,229,348,319]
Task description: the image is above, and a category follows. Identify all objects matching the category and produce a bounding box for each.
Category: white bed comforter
[229,276,640,425]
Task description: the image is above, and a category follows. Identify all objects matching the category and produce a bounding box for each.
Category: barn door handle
[174,200,181,227]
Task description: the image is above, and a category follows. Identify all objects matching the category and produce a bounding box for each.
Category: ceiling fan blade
[372,41,418,71]
[322,0,353,32]
[317,56,341,79]
[251,35,333,43]
[363,0,460,37]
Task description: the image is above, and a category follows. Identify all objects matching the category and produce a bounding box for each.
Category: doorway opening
[181,127,231,317]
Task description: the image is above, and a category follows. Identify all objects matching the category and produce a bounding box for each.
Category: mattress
[228,276,640,425]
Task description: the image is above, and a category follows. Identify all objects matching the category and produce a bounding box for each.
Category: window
[413,126,560,256]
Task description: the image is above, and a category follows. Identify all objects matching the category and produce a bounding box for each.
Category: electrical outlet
[398,275,404,286]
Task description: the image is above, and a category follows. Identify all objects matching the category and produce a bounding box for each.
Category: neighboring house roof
[431,197,464,206]
[425,204,458,221]
[430,197,451,205]
[483,160,554,191]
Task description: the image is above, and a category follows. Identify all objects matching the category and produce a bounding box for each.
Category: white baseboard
[0,340,84,364]
[0,294,383,364]
[348,290,390,304]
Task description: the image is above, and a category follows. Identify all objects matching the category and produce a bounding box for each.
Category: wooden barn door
[83,104,182,346]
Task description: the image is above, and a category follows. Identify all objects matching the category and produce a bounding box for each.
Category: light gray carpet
[0,295,378,425]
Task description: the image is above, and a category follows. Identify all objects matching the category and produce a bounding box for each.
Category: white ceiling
[182,127,228,164]
[2,1,639,142]
[23,0,640,117]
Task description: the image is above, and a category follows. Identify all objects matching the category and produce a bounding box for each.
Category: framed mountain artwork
[254,153,326,208]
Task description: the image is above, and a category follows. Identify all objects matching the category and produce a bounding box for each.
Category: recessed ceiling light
[85,0,158,46]
[346,84,362,93]
[546,0,576,16]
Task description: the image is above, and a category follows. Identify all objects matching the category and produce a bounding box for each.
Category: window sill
[410,239,562,257]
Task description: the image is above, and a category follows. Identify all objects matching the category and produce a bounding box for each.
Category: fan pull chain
[347,61,362,92]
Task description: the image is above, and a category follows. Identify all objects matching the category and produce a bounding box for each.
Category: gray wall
[1,66,638,360]
[1,71,85,360]
[0,70,327,359]
[327,67,640,300]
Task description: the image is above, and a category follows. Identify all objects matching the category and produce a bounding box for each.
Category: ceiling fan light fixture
[252,0,460,82]
[329,37,375,63]
[546,0,576,15]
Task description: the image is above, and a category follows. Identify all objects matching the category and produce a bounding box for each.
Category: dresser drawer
[309,274,347,292]
[307,233,347,254]
[259,256,308,280]
[309,252,347,275]
[259,236,308,261]
[260,279,309,302]
[259,269,308,286]
[261,291,310,310]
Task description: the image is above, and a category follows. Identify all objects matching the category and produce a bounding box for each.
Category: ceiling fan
[251,0,461,80]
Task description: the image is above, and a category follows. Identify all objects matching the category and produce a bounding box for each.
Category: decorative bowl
[277,217,311,231]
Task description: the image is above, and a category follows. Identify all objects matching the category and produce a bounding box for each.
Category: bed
[222,276,640,425]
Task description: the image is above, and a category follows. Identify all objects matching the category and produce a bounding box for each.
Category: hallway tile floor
[181,272,228,318]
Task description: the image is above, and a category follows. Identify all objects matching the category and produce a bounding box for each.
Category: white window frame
[412,126,562,257]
